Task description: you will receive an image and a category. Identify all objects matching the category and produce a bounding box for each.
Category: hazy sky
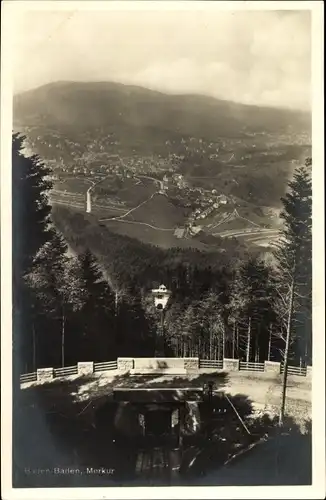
[12,8,311,110]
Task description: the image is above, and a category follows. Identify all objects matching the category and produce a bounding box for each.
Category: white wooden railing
[19,357,311,384]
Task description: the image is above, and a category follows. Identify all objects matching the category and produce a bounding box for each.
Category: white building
[151,285,171,310]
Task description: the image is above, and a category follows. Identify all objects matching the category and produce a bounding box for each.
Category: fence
[199,359,223,370]
[281,364,307,377]
[20,357,312,384]
[94,360,118,373]
[53,365,78,378]
[239,361,265,372]
[20,372,37,384]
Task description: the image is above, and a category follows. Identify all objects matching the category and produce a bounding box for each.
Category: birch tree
[25,231,81,367]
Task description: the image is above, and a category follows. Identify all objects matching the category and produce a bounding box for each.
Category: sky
[12,8,311,110]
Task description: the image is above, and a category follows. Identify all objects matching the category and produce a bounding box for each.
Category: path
[98,192,158,222]
[86,173,113,194]
[136,175,164,190]
[102,218,174,231]
[52,370,310,422]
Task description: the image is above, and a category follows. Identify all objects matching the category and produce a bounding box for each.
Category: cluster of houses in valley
[173,186,229,239]
[163,173,188,190]
[174,224,203,239]
[188,191,228,223]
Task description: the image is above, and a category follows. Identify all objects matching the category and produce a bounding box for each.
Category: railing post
[77,362,94,376]
[306,365,312,379]
[223,358,239,371]
[264,361,281,374]
[117,357,134,372]
[37,368,54,383]
[184,358,199,371]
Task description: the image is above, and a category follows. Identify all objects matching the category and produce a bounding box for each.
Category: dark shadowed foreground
[13,372,311,487]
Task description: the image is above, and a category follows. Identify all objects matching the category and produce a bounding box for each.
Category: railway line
[50,177,280,248]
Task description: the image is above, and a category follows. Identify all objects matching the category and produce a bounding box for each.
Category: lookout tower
[151,284,171,356]
[151,284,171,310]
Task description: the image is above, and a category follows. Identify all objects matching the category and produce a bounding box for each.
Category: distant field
[54,177,92,193]
[114,178,156,207]
[212,218,252,233]
[100,220,211,250]
[124,194,186,227]
[236,232,279,248]
[49,163,283,253]
[50,189,277,251]
[218,229,280,250]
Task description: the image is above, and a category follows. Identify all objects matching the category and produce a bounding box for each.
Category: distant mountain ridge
[14,80,311,139]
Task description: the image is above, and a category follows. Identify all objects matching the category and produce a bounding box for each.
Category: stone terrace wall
[132,357,186,371]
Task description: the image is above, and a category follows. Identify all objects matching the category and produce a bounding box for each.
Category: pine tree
[12,133,54,475]
[117,284,155,357]
[12,133,53,374]
[12,134,52,278]
[274,160,312,425]
[76,249,115,361]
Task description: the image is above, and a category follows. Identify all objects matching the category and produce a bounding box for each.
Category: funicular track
[135,445,182,480]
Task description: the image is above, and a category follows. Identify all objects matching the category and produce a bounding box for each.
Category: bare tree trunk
[32,322,36,372]
[246,316,251,363]
[115,290,118,314]
[268,324,272,361]
[304,339,308,367]
[217,334,221,361]
[255,324,260,362]
[222,324,226,360]
[232,321,236,359]
[61,311,65,368]
[161,309,165,356]
[209,329,213,360]
[279,278,295,426]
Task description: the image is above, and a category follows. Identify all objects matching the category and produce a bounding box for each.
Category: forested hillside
[51,205,253,290]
